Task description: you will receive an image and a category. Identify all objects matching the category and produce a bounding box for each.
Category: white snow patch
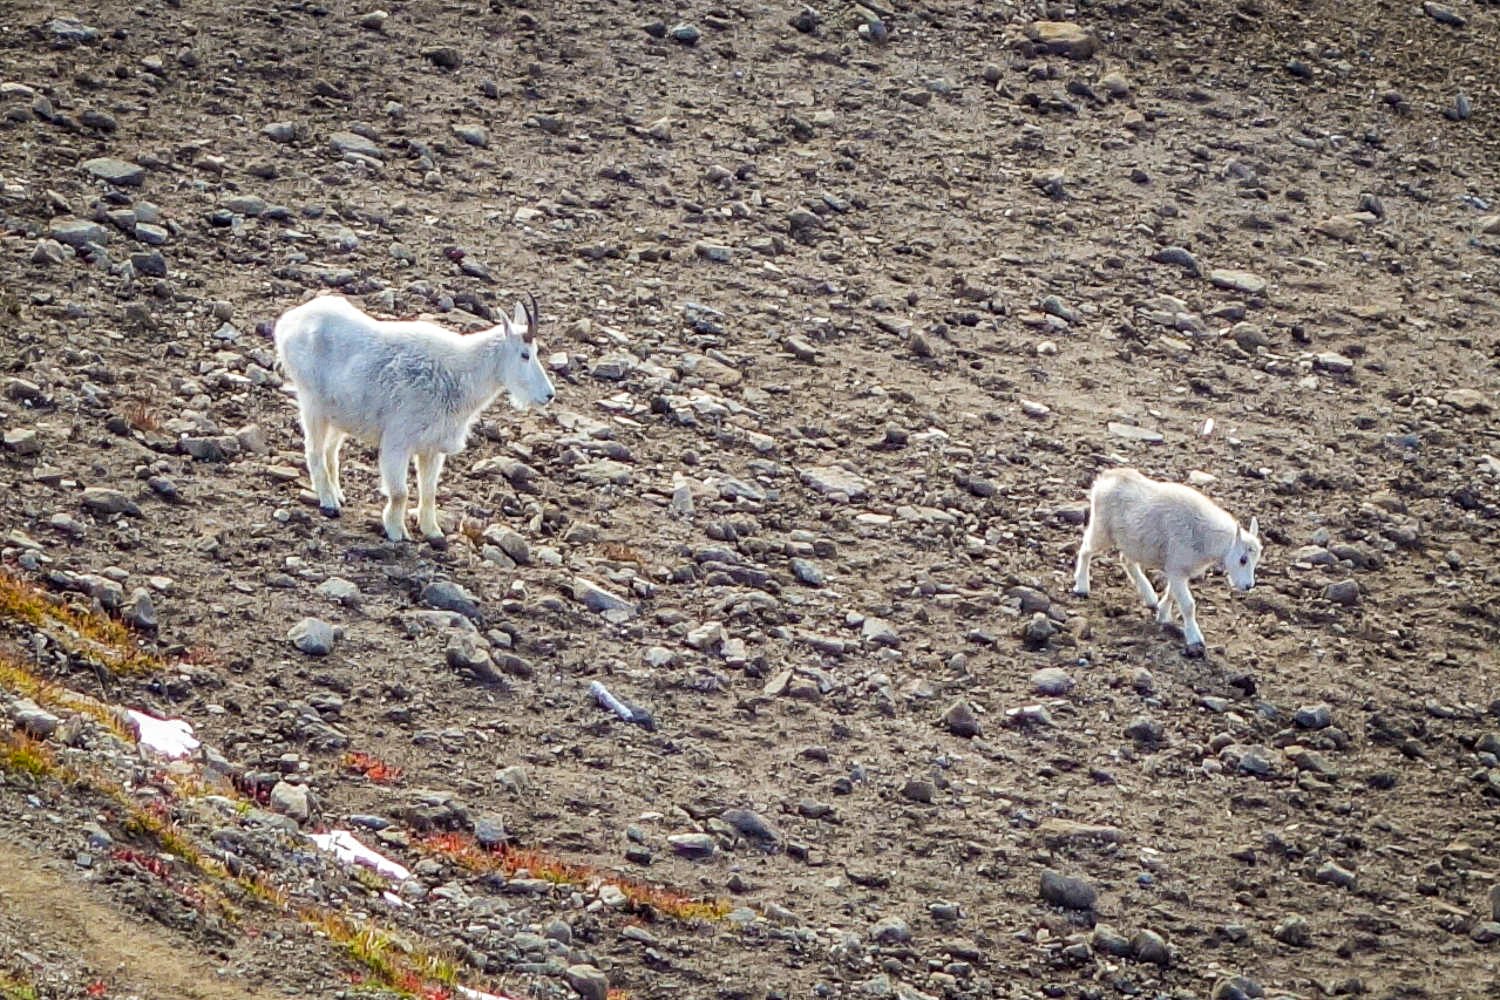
[381,890,410,909]
[457,987,517,1000]
[126,710,200,759]
[307,829,411,882]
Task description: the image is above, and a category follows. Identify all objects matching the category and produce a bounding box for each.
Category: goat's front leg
[377,445,412,541]
[414,451,447,542]
[1167,577,1206,656]
[1071,524,1098,596]
[301,412,339,517]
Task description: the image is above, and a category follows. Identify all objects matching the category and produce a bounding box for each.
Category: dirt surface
[2,1,1500,999]
[0,844,285,1000]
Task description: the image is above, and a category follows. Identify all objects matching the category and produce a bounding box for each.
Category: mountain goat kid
[273,294,556,543]
[1071,468,1262,657]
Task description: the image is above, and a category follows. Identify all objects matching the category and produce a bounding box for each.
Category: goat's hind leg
[323,431,348,506]
[300,411,340,517]
[377,444,413,542]
[414,451,447,544]
[1122,558,1161,612]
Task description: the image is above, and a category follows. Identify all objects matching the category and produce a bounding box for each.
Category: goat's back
[273,295,482,447]
[1089,468,1234,575]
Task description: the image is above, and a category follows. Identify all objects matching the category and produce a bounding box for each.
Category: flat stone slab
[82,157,145,187]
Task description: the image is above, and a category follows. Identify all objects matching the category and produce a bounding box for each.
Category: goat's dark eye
[521,351,531,361]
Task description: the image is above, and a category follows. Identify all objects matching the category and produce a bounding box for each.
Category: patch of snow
[126,709,200,759]
[307,829,411,882]
[457,987,517,1000]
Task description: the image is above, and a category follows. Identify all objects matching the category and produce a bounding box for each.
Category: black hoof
[425,534,449,551]
[1183,642,1206,659]
[319,505,341,519]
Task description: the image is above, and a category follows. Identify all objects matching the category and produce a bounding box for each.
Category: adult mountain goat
[273,294,556,543]
[1072,468,1262,656]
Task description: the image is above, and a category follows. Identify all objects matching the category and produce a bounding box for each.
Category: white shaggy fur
[1072,467,1262,655]
[273,294,556,542]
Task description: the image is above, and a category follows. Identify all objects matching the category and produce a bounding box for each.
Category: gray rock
[870,915,911,945]
[288,617,336,656]
[81,157,146,187]
[50,219,109,248]
[315,577,361,605]
[1325,580,1360,605]
[180,434,238,462]
[563,964,609,1000]
[666,833,717,859]
[134,223,169,246]
[800,465,870,500]
[1125,716,1164,746]
[1031,667,1074,696]
[446,634,500,683]
[224,195,268,216]
[941,700,982,738]
[1441,388,1491,413]
[668,22,701,45]
[861,617,900,647]
[1314,352,1355,374]
[123,587,158,631]
[45,16,99,47]
[1208,269,1267,296]
[1294,703,1332,729]
[1272,915,1311,947]
[1091,924,1132,957]
[1022,613,1057,649]
[1471,921,1500,944]
[589,353,636,381]
[1211,978,1265,1000]
[130,250,167,278]
[421,580,481,620]
[269,780,312,824]
[1130,929,1170,965]
[263,121,296,143]
[572,577,635,616]
[1423,1,1467,27]
[329,131,384,160]
[31,239,67,265]
[900,779,935,803]
[1107,421,1165,443]
[81,487,140,517]
[789,6,820,33]
[3,429,40,455]
[453,124,489,147]
[7,698,61,738]
[474,812,507,848]
[1023,21,1098,59]
[1040,869,1097,910]
[694,241,734,263]
[1008,585,1051,614]
[1315,860,1357,889]
[486,527,531,565]
[790,558,826,587]
[720,808,781,846]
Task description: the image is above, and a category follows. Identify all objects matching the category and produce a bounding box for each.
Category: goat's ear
[512,301,528,332]
[1248,516,1259,538]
